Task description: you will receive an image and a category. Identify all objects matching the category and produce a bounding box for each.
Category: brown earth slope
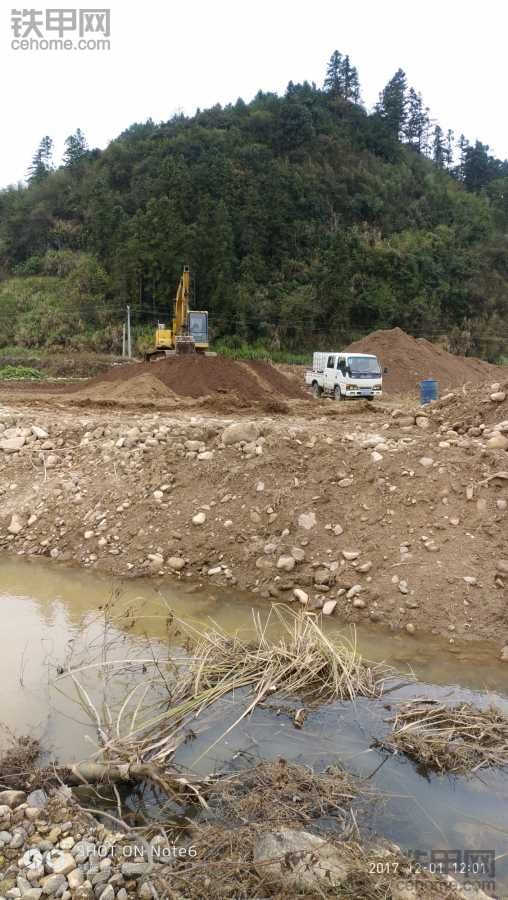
[345,327,501,394]
[1,378,507,647]
[68,356,307,402]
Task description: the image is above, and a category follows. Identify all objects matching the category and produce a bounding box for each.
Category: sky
[1,0,507,188]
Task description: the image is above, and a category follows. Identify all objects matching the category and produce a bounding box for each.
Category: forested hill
[1,54,508,360]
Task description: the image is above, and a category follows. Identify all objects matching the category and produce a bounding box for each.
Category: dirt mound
[428,376,508,428]
[345,327,501,394]
[66,356,306,403]
[75,372,176,403]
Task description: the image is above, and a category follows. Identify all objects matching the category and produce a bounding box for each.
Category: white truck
[304,351,385,400]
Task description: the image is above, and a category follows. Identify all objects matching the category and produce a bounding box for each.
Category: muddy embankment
[0,347,506,647]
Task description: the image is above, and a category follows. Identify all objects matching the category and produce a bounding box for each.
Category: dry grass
[144,760,464,900]
[0,730,40,790]
[102,606,397,768]
[377,699,508,774]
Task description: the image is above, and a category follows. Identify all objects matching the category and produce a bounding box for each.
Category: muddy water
[1,555,508,893]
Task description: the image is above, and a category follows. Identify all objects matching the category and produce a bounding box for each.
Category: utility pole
[122,323,126,358]
[126,305,132,358]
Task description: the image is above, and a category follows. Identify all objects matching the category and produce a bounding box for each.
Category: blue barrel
[420,379,438,405]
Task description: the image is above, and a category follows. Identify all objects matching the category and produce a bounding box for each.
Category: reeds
[106,606,396,767]
[378,699,508,774]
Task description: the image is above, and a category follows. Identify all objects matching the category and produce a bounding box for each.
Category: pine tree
[324,50,343,94]
[462,140,493,191]
[341,55,361,102]
[324,51,361,102]
[63,128,88,166]
[444,129,455,169]
[456,134,469,180]
[403,88,429,152]
[376,69,408,139]
[27,135,54,182]
[432,124,446,168]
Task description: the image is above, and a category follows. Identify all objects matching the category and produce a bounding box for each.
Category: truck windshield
[347,356,381,376]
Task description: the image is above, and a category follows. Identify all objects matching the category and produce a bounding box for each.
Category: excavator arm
[172,266,190,338]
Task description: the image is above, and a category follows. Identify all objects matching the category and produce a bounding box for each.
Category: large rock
[7,514,25,535]
[253,830,348,889]
[40,874,67,895]
[297,511,317,530]
[222,421,259,446]
[26,789,48,809]
[277,555,296,572]
[32,426,48,439]
[487,433,508,450]
[0,436,26,453]
[490,391,506,403]
[45,849,76,876]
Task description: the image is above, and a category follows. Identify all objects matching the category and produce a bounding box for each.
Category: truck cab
[305,352,384,400]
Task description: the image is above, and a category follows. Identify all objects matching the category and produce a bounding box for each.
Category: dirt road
[1,367,507,649]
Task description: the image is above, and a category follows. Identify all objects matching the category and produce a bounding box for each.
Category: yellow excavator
[145,266,209,361]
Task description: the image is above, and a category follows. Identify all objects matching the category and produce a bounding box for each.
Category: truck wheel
[312,382,322,398]
[334,385,343,401]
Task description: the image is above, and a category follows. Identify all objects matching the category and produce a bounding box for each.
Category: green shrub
[0,365,42,380]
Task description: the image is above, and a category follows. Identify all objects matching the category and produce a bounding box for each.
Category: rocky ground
[0,378,507,651]
[0,784,197,900]
[0,774,494,900]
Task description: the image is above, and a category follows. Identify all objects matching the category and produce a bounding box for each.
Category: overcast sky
[1,0,507,188]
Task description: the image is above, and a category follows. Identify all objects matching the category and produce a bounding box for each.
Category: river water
[1,555,508,893]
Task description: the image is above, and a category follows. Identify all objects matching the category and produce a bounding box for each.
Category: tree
[444,129,455,169]
[324,50,343,94]
[456,134,469,180]
[63,128,88,167]
[28,135,53,183]
[341,55,361,102]
[324,51,361,102]
[376,69,408,139]
[462,141,494,191]
[432,124,446,168]
[404,88,430,152]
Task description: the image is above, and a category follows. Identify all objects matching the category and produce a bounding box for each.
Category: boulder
[314,567,334,586]
[297,511,317,530]
[31,426,48,439]
[253,830,348,889]
[490,391,506,403]
[45,850,76,876]
[222,421,259,446]
[322,600,337,615]
[0,436,25,453]
[277,555,296,572]
[7,514,25,535]
[25,789,48,809]
[40,874,67,895]
[487,433,508,450]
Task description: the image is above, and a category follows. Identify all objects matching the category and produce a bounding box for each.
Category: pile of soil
[345,327,501,394]
[68,356,306,403]
[428,375,508,428]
